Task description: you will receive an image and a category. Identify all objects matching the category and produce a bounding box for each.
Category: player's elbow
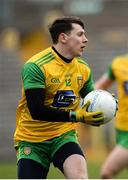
[31,112,38,120]
[28,107,42,120]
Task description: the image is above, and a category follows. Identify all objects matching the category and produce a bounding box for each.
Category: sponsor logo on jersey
[52,90,76,107]
[51,78,60,83]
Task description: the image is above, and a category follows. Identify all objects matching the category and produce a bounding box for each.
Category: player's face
[65,23,88,57]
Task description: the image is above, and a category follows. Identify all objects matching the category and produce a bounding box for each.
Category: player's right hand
[70,101,104,126]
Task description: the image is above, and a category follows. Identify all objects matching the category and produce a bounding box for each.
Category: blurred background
[0,0,128,178]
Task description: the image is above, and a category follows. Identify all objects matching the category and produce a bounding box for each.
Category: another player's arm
[95,64,118,111]
[95,63,115,90]
[95,74,114,90]
[23,62,103,125]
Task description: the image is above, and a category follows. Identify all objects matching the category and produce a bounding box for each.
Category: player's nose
[83,36,88,43]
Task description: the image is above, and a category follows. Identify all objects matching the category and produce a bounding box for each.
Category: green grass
[0,161,128,179]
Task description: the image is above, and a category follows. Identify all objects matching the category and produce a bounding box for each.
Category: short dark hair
[48,16,85,44]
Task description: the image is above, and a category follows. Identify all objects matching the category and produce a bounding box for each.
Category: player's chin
[76,51,83,57]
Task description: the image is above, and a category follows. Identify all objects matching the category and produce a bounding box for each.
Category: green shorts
[116,129,128,148]
[16,130,79,170]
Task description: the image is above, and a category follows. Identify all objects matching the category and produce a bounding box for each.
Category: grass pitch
[0,160,127,179]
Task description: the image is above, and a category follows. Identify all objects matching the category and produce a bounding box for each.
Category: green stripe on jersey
[35,52,55,66]
[35,52,52,64]
[77,58,88,66]
[37,55,55,67]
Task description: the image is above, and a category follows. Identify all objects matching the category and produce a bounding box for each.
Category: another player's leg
[100,145,128,179]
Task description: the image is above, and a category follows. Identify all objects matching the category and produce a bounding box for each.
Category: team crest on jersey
[77,76,83,87]
[24,147,31,155]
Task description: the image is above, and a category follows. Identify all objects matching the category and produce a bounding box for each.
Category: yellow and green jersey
[14,47,94,143]
[107,54,128,131]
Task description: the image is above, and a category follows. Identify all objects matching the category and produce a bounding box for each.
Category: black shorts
[53,142,85,172]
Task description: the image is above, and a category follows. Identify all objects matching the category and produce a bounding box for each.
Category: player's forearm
[30,104,70,122]
[25,88,72,122]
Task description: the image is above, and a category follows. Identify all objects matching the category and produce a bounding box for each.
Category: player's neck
[53,44,74,59]
[52,46,73,63]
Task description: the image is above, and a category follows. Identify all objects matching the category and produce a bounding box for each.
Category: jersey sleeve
[106,63,115,80]
[22,62,45,90]
[79,71,94,98]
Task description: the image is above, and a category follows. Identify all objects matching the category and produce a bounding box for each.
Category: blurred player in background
[95,54,128,178]
[14,16,104,179]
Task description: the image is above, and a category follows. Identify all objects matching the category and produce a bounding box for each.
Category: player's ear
[59,33,68,43]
